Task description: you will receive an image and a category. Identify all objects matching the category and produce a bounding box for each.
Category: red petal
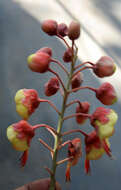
[85,159,90,174]
[65,162,71,182]
[20,150,29,167]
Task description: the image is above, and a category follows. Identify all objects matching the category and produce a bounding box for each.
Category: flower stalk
[49,45,76,190]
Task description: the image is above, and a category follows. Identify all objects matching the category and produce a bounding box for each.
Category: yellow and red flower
[7,120,35,167]
[15,89,40,120]
[65,138,82,181]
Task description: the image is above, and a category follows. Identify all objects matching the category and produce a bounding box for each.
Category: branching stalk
[49,44,76,190]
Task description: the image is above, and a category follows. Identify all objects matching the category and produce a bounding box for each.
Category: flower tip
[27,54,35,65]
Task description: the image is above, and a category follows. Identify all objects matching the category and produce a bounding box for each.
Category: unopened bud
[96,82,117,105]
[93,56,116,78]
[68,21,80,40]
[57,23,68,37]
[76,102,90,124]
[41,20,58,36]
[71,72,83,91]
[36,47,52,57]
[27,52,50,73]
[44,77,60,96]
[63,48,73,62]
[15,89,40,119]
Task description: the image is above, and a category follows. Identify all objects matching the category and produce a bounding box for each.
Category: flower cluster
[7,19,118,190]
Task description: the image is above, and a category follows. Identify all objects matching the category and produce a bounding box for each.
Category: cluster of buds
[7,19,118,190]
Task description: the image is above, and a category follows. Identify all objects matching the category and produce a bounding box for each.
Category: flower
[41,20,58,36]
[65,138,82,181]
[95,82,117,105]
[7,120,35,167]
[44,77,60,96]
[76,102,90,124]
[68,21,81,40]
[15,89,40,120]
[71,72,83,91]
[93,56,116,78]
[84,130,110,174]
[27,52,51,73]
[91,107,118,139]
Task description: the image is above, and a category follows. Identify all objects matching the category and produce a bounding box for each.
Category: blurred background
[1,0,121,189]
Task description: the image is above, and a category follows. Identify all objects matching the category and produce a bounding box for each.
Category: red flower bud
[76,102,90,124]
[68,21,81,40]
[71,72,83,91]
[36,47,52,57]
[66,138,82,181]
[63,48,73,62]
[57,23,68,37]
[93,56,116,78]
[96,82,117,105]
[41,20,58,36]
[44,77,60,96]
[27,52,51,73]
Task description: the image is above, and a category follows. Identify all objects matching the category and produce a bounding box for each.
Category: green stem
[49,48,76,190]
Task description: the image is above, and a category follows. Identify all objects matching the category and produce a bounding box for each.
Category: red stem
[66,99,82,108]
[75,61,94,70]
[69,86,97,93]
[63,113,91,121]
[48,68,66,91]
[57,34,71,49]
[38,99,60,114]
[72,66,94,78]
[51,58,69,76]
[33,124,58,136]
[62,129,89,137]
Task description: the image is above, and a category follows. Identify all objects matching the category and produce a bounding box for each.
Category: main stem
[49,51,75,190]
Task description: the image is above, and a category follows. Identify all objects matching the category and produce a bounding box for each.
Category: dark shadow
[1,0,121,190]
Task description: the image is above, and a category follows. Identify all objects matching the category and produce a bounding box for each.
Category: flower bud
[93,56,116,78]
[7,120,34,151]
[36,47,52,57]
[91,107,118,139]
[44,77,60,96]
[66,138,82,181]
[71,72,83,91]
[41,20,58,36]
[57,23,68,37]
[96,82,117,105]
[76,102,90,124]
[27,52,51,73]
[15,89,40,119]
[63,48,73,62]
[68,21,81,40]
